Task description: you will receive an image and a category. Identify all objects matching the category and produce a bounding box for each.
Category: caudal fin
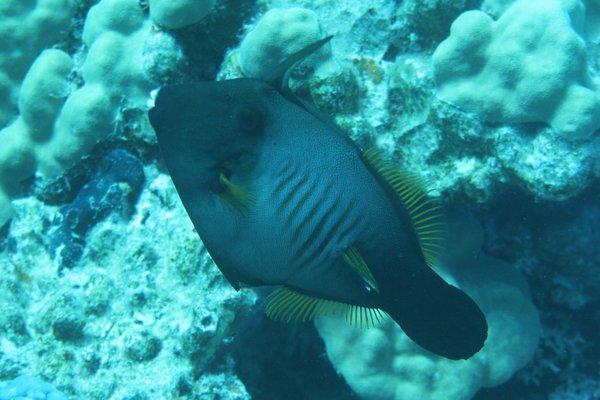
[381,267,487,360]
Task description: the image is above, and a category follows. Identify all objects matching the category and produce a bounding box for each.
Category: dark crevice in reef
[383,43,400,62]
[37,135,155,207]
[0,220,10,252]
[46,148,145,270]
[470,184,600,398]
[229,291,360,400]
[477,183,600,265]
[473,380,546,400]
[392,0,481,51]
[167,0,258,82]
[59,0,99,55]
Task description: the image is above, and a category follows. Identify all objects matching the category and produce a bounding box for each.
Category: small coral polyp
[432,0,600,140]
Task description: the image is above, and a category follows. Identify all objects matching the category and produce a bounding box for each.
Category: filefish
[148,38,488,360]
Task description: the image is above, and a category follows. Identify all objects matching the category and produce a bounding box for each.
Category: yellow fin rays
[362,147,446,268]
[342,247,379,292]
[218,172,255,210]
[266,287,387,329]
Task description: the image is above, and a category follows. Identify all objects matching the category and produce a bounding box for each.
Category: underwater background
[0,0,598,399]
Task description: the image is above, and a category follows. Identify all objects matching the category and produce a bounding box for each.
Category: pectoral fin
[218,172,255,210]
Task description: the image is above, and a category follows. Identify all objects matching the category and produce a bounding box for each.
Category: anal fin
[266,287,387,329]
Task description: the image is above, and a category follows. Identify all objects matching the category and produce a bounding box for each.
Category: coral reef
[0,0,597,399]
[0,0,200,227]
[476,189,600,400]
[230,306,360,400]
[149,0,216,29]
[0,165,254,398]
[0,0,77,128]
[231,0,599,203]
[392,0,479,52]
[0,49,72,227]
[44,0,153,176]
[0,375,67,400]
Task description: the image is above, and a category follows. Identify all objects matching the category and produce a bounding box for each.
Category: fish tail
[379,266,488,360]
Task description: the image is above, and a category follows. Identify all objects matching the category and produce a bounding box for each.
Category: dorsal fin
[266,287,387,329]
[263,36,333,113]
[362,147,446,268]
[263,36,341,130]
[342,247,379,292]
[264,35,333,91]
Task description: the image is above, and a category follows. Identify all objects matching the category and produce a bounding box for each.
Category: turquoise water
[0,0,598,399]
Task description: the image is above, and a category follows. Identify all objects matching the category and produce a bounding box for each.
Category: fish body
[151,80,419,302]
[149,48,487,360]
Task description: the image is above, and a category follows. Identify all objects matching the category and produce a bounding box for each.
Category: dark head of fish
[149,79,274,196]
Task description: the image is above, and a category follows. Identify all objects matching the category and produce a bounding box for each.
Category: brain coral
[0,0,210,228]
[316,213,541,400]
[0,0,77,127]
[432,0,600,140]
[237,7,330,80]
[0,49,72,226]
[148,0,215,29]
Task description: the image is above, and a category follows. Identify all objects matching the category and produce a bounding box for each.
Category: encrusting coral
[149,0,215,29]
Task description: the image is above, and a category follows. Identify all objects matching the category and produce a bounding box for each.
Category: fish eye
[235,105,264,135]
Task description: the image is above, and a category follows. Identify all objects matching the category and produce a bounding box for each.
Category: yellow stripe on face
[218,172,256,210]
